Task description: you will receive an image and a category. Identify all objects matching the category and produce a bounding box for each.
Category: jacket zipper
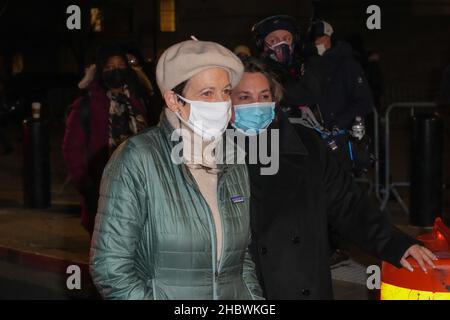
[182,164,230,300]
[214,170,229,298]
[216,177,226,279]
[203,200,218,300]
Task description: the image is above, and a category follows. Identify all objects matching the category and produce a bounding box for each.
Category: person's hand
[400,244,437,273]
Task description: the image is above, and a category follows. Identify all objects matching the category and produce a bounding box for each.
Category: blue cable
[348,140,354,161]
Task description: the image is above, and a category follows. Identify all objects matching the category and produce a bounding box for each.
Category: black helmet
[252,15,301,52]
[307,20,335,43]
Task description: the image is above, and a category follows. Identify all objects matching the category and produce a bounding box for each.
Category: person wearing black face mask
[102,68,128,89]
[252,15,317,118]
[62,45,149,235]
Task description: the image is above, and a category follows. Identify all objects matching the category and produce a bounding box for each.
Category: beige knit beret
[156,40,244,94]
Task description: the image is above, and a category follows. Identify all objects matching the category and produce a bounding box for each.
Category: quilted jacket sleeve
[89,142,153,300]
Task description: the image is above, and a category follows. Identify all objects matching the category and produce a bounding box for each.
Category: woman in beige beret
[90,40,263,300]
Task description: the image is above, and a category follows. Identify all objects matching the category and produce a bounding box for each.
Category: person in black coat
[230,57,437,299]
[302,20,374,130]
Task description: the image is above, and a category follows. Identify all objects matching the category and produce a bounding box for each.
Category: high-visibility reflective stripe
[381,282,450,300]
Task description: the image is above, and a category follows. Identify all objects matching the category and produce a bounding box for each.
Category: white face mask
[316,43,327,56]
[176,94,231,140]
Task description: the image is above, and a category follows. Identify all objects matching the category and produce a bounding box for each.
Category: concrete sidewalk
[0,124,97,299]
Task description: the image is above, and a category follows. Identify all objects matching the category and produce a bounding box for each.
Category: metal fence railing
[378,102,438,214]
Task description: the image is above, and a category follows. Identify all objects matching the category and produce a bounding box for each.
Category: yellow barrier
[381,282,450,300]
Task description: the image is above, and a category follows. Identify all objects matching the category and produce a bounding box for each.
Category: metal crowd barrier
[378,102,437,213]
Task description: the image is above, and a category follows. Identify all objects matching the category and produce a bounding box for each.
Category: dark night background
[0,0,449,299]
[0,0,450,119]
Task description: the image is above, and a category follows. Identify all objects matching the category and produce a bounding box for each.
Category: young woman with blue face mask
[230,57,437,300]
[230,59,282,136]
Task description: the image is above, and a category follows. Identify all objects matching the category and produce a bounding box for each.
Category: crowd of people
[61,15,438,300]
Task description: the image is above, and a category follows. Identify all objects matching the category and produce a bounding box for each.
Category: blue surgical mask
[232,102,276,135]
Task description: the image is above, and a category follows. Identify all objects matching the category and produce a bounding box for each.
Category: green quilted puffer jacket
[90,113,263,300]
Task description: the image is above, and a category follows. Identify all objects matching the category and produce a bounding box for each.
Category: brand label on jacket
[231,195,244,204]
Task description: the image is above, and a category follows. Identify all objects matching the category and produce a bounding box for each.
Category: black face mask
[102,68,128,89]
[265,42,294,66]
